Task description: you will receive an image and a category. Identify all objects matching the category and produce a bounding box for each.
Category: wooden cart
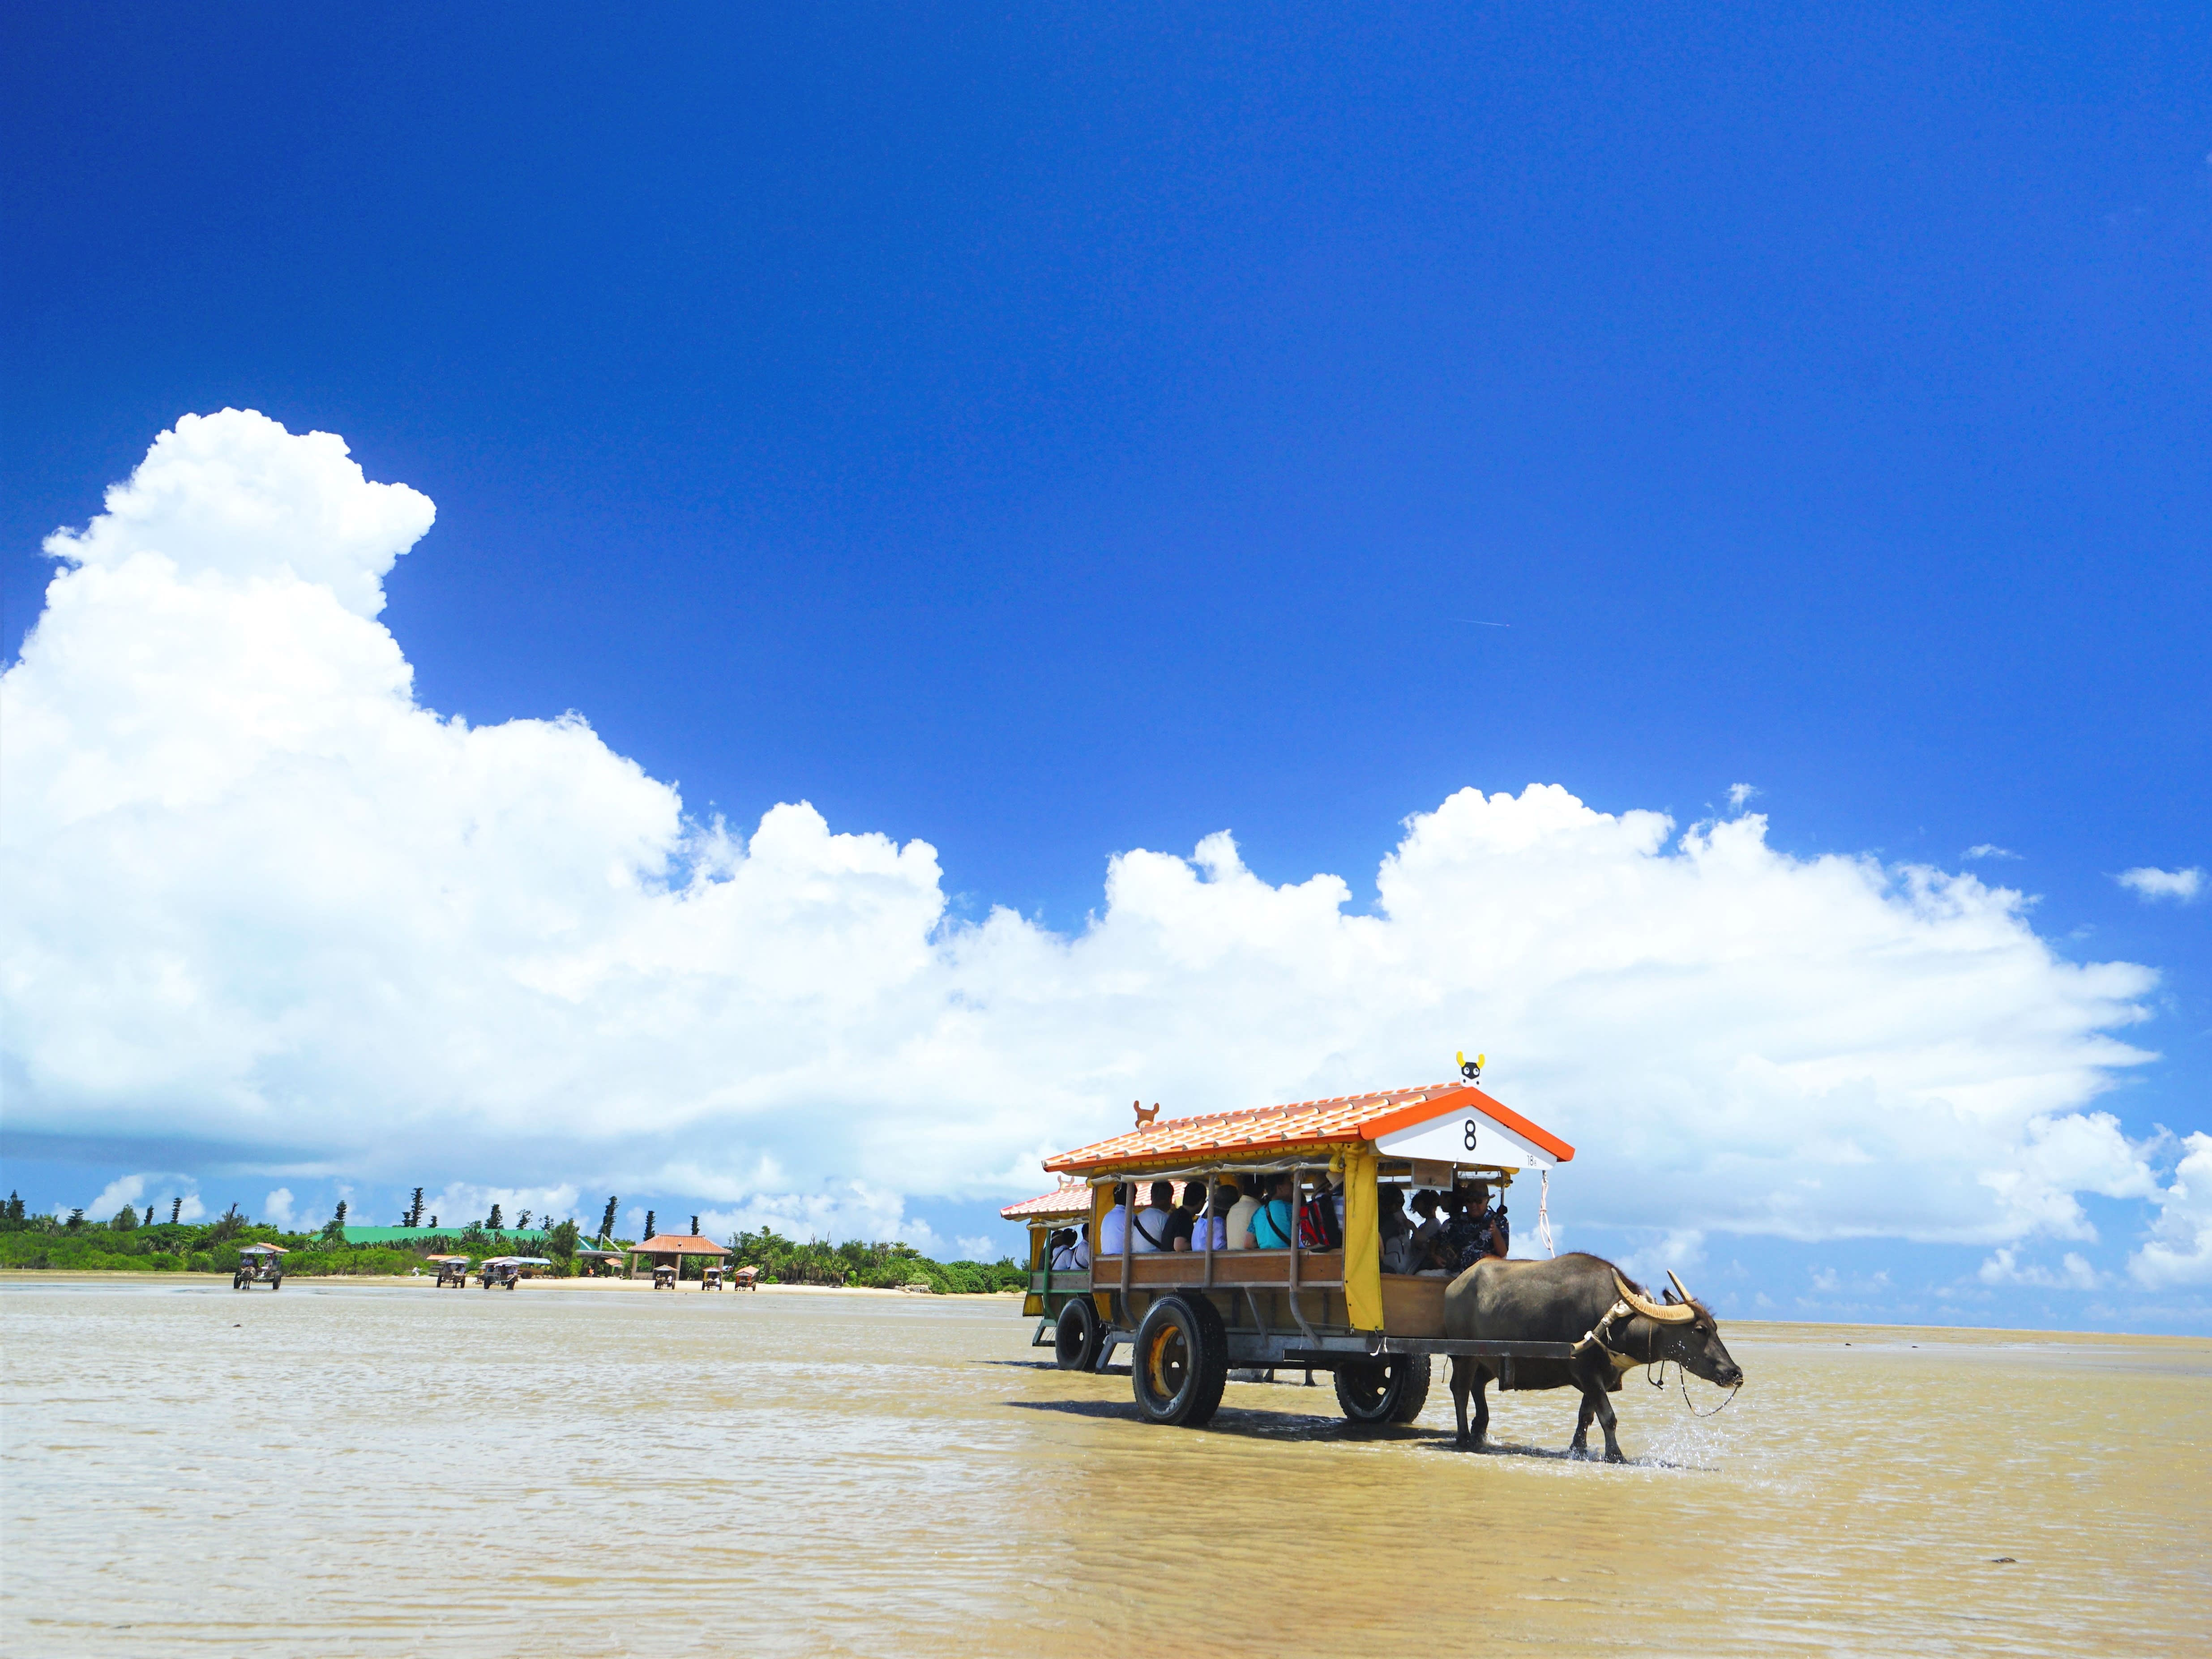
[428,1253,470,1288]
[478,1255,552,1289]
[1001,1178,1099,1364]
[1034,1077,1579,1427]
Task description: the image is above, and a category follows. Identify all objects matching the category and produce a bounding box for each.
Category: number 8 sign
[1462,1118,1479,1151]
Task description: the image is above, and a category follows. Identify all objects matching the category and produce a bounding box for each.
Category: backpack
[1297,1188,1344,1251]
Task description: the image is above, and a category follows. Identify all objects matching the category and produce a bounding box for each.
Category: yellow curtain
[1090,1180,1116,1320]
[1343,1145,1383,1330]
[1023,1223,1045,1318]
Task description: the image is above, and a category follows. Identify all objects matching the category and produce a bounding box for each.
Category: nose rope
[1678,1365,1741,1417]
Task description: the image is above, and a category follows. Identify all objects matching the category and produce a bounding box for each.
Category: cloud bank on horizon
[4,412,2204,1286]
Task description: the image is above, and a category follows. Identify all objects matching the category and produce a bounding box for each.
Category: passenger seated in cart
[1249,1175,1294,1249]
[1047,1226,1090,1270]
[1224,1179,1260,1250]
[1378,1186,1415,1274]
[1165,1184,1198,1251]
[1183,1181,1233,1251]
[1130,1181,1175,1253]
[1099,1183,1134,1254]
[1407,1189,1452,1273]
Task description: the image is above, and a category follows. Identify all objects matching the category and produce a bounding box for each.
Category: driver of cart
[1224,1178,1261,1251]
[1441,1181,1509,1271]
[1099,1184,1135,1254]
[1130,1181,1176,1253]
[1249,1175,1295,1249]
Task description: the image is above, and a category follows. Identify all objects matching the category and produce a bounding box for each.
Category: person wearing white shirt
[1130,1180,1175,1253]
[1048,1226,1091,1270]
[1098,1184,1134,1255]
[1225,1180,1262,1251]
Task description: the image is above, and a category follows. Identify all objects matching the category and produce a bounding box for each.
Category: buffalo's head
[1619,1269,1745,1389]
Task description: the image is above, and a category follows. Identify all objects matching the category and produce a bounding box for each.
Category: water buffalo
[1443,1251,1743,1462]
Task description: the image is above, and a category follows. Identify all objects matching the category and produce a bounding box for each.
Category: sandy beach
[5,1274,2206,1658]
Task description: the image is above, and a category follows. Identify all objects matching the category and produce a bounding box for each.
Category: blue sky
[3,7,2206,1326]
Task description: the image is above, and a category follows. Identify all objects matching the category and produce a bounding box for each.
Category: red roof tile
[1042,1082,1574,1174]
[999,1180,1092,1221]
[634,1234,730,1255]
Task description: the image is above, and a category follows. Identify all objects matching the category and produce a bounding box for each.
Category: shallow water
[2,1278,2205,1657]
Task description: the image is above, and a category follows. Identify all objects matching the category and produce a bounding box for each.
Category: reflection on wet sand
[4,1278,2206,1657]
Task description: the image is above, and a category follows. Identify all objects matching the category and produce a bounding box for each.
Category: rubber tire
[270,1277,281,1291]
[1333,1354,1433,1425]
[1130,1294,1229,1428]
[1053,1296,1103,1372]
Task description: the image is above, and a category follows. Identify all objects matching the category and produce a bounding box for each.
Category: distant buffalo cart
[428,1254,470,1288]
[479,1256,552,1290]
[232,1242,287,1290]
[1023,1062,1740,1456]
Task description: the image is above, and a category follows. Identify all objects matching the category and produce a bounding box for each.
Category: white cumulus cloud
[86,1173,148,1222]
[2132,1133,2212,1287]
[2116,867,2203,903]
[262,1188,296,1228]
[1978,1247,2102,1290]
[0,411,2183,1261]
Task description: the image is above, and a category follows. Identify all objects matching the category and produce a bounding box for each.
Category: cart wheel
[1333,1354,1432,1425]
[1130,1294,1228,1427]
[270,1277,282,1291]
[232,1273,244,1289]
[1053,1296,1103,1372]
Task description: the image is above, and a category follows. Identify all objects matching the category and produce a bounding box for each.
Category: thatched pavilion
[629,1232,730,1282]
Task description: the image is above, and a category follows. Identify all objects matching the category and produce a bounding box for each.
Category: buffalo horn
[1666,1269,1696,1306]
[1613,1271,1696,1324]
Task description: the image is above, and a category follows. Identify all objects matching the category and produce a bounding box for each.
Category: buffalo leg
[1570,1351,1625,1461]
[1567,1351,1624,1459]
[1450,1357,1471,1445]
[1471,1373,1490,1448]
[1592,1386,1623,1462]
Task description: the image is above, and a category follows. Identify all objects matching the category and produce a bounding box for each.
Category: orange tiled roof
[999,1179,1092,1221]
[1042,1082,1574,1174]
[634,1234,730,1255]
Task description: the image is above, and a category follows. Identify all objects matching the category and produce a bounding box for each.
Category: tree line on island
[0,1190,1024,1292]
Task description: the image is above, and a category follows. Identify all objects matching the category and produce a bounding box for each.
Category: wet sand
[3,1276,2205,1656]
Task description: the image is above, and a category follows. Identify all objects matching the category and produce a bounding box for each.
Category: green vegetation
[0,1210,625,1278]
[725,1228,1024,1295]
[0,1199,1022,1294]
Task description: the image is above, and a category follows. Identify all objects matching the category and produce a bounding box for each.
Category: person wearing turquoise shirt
[1250,1175,1293,1249]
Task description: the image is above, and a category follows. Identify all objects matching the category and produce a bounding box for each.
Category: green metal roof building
[342,1225,550,1246]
